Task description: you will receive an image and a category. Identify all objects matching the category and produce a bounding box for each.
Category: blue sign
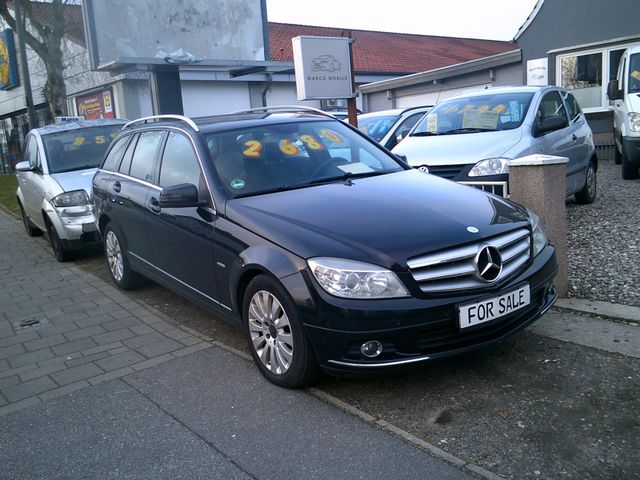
[0,28,19,90]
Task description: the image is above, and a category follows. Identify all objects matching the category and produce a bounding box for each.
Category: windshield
[412,92,534,136]
[358,114,400,141]
[43,125,123,174]
[629,53,640,94]
[205,120,404,198]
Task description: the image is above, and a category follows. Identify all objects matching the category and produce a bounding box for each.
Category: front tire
[47,222,73,262]
[621,145,639,179]
[103,223,142,290]
[575,160,597,204]
[243,275,319,388]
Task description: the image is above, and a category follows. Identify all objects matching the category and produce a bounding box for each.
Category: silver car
[15,119,126,261]
[358,106,431,150]
[393,86,597,204]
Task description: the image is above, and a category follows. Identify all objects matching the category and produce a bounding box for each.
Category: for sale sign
[292,36,353,100]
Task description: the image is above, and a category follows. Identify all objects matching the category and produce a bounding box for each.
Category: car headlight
[468,158,510,177]
[307,257,409,299]
[628,112,640,133]
[51,189,90,207]
[528,210,548,257]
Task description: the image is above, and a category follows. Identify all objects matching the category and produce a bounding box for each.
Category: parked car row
[16,107,558,389]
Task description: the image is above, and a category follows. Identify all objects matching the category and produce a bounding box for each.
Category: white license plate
[458,285,531,329]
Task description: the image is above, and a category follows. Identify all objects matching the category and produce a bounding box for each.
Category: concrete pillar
[509,155,568,297]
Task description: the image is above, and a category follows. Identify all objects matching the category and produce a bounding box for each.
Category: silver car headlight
[628,112,640,133]
[468,158,510,177]
[307,257,409,299]
[528,210,548,257]
[52,189,90,207]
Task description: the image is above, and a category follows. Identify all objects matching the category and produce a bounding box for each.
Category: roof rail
[123,115,200,132]
[229,105,338,119]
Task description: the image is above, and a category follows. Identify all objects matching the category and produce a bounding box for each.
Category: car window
[24,135,38,169]
[159,132,204,191]
[629,53,640,94]
[118,133,138,175]
[358,115,399,141]
[102,135,131,172]
[537,91,568,124]
[205,119,403,198]
[563,93,582,123]
[413,92,534,135]
[128,130,164,183]
[42,125,123,174]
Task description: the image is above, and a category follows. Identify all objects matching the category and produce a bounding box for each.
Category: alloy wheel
[105,230,124,282]
[248,290,294,375]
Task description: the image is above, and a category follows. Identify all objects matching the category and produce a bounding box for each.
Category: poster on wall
[527,58,548,86]
[0,28,20,90]
[76,88,115,119]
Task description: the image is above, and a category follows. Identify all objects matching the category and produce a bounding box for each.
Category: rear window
[358,115,399,141]
[43,125,123,174]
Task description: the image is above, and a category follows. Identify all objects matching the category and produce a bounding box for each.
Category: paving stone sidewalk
[0,209,210,416]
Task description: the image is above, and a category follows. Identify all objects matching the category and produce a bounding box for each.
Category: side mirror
[534,116,568,137]
[15,161,33,172]
[159,183,203,208]
[607,80,622,101]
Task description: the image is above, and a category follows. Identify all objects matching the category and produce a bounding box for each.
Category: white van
[608,45,640,179]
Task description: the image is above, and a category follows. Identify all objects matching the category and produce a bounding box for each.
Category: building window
[557,42,639,112]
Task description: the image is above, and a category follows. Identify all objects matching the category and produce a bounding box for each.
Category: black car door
[145,130,220,305]
[112,130,165,264]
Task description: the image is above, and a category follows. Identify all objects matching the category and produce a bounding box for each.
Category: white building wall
[181,81,252,116]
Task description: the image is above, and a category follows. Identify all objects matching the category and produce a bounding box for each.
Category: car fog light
[361,340,383,358]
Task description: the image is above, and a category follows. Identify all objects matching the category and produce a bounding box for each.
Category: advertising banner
[527,58,548,86]
[0,28,19,90]
[292,36,353,100]
[76,88,115,119]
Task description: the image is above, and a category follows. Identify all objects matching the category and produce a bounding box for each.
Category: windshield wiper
[442,128,494,135]
[411,131,437,137]
[307,170,388,185]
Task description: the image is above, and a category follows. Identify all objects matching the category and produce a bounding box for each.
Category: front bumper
[47,205,100,248]
[290,244,557,375]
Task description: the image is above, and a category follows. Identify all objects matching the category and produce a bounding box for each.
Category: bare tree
[0,0,68,116]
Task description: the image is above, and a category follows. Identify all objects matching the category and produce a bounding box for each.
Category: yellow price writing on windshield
[95,135,107,144]
[243,140,263,158]
[73,137,85,146]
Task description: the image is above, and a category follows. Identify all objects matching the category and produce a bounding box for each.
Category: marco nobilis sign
[292,36,353,100]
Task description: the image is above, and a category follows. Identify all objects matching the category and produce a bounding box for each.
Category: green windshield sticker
[230,179,246,189]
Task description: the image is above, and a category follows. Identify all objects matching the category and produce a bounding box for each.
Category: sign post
[292,35,356,126]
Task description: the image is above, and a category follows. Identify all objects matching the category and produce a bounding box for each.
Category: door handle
[112,181,121,193]
[148,196,161,213]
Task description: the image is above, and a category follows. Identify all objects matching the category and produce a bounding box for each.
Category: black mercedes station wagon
[92,108,558,388]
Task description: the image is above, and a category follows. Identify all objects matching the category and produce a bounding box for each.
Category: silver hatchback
[15,119,126,261]
[393,86,597,203]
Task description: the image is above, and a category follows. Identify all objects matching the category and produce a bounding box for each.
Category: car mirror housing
[159,183,203,208]
[607,80,623,101]
[15,161,33,172]
[534,116,568,137]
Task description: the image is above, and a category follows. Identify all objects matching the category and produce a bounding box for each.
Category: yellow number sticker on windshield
[300,134,323,150]
[279,139,300,156]
[319,129,343,143]
[492,104,507,114]
[73,136,85,146]
[110,132,117,138]
[631,70,640,81]
[95,135,107,144]
[459,104,474,114]
[242,140,263,158]
[477,105,489,113]
[443,105,458,114]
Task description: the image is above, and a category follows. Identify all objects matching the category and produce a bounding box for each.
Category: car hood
[226,170,529,270]
[50,168,98,195]
[393,129,522,166]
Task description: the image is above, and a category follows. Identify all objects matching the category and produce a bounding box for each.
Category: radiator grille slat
[408,228,531,293]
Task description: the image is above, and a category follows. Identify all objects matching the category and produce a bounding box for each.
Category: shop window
[560,52,602,109]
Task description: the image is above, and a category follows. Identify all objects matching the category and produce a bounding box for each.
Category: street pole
[13,0,37,129]
[346,32,358,128]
